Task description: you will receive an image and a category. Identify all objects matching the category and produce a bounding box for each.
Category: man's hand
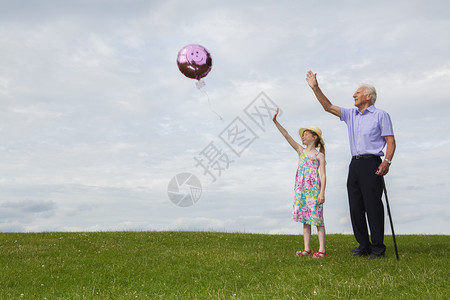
[306,70,318,89]
[376,161,390,176]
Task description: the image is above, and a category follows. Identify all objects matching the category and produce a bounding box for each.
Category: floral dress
[292,151,324,226]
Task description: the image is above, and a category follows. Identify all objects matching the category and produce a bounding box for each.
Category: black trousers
[347,156,386,255]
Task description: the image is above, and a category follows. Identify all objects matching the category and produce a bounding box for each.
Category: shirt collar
[356,104,376,115]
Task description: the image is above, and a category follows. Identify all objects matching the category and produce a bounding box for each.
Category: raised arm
[273,108,303,154]
[306,70,341,118]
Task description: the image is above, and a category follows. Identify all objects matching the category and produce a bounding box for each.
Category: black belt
[352,155,380,160]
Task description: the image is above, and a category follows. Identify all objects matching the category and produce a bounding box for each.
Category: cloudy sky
[1,0,449,235]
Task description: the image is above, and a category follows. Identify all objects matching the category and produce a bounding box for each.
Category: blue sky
[0,0,449,234]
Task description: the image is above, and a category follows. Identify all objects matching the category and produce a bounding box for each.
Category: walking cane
[381,176,399,260]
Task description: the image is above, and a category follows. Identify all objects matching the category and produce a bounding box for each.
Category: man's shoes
[367,252,385,260]
[352,248,371,256]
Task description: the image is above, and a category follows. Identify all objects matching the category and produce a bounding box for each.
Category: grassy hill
[0,232,448,299]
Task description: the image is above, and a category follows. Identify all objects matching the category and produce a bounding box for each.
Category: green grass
[0,232,448,299]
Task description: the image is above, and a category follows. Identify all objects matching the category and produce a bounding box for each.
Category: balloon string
[203,89,224,122]
[197,82,223,122]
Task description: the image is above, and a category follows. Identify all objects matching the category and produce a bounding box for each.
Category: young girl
[273,108,327,258]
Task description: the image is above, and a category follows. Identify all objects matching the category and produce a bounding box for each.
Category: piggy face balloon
[177,44,212,80]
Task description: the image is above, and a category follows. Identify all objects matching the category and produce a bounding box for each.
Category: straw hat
[298,126,325,146]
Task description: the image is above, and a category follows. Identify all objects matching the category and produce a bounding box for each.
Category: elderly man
[306,70,396,259]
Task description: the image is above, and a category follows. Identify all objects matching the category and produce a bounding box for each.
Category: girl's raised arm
[273,108,302,154]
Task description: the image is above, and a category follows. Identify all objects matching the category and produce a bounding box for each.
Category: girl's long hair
[317,139,325,156]
[310,131,325,156]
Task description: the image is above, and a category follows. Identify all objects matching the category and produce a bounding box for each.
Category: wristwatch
[384,158,392,164]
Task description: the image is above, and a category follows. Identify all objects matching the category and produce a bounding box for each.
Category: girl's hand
[272,108,279,122]
[318,193,325,205]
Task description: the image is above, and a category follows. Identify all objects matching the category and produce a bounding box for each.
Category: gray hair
[360,84,377,104]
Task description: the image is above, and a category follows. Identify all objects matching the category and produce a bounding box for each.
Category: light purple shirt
[340,105,394,156]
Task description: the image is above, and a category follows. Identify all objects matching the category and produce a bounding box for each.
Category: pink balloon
[177,44,212,80]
